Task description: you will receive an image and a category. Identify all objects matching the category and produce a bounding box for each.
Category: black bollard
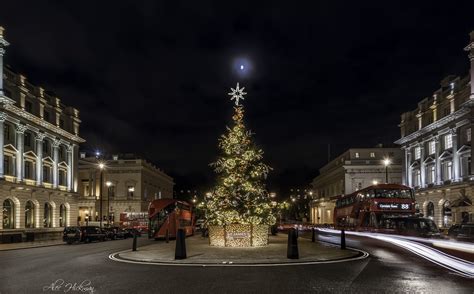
[340,229,346,250]
[287,228,299,259]
[311,227,316,242]
[132,232,137,251]
[166,229,169,243]
[175,228,187,260]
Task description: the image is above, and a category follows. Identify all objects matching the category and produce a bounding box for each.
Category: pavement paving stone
[118,234,360,264]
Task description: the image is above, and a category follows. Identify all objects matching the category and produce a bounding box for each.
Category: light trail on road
[316,228,474,278]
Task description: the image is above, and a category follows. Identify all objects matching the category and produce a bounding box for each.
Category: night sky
[1,1,473,194]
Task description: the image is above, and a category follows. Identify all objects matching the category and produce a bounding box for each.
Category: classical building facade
[0,28,84,242]
[395,31,474,227]
[310,147,402,224]
[77,153,174,226]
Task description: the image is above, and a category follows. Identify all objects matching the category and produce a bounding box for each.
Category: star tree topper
[228,82,247,106]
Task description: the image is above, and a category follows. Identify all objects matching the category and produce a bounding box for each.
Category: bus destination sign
[378,203,411,210]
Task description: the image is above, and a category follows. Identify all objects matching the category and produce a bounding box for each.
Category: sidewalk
[0,239,64,251]
[116,234,362,265]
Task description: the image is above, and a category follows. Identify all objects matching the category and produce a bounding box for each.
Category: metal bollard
[311,227,316,242]
[132,232,137,251]
[175,229,187,260]
[287,228,299,259]
[166,229,169,243]
[340,229,346,250]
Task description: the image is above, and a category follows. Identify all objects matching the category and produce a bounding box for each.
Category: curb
[108,246,369,267]
[0,242,65,252]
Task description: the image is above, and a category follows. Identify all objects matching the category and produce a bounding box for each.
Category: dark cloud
[1,0,473,191]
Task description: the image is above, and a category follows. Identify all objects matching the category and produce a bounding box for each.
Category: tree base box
[208,224,269,247]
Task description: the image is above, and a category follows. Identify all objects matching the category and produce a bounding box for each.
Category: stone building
[0,28,84,242]
[310,147,402,224]
[77,153,174,227]
[395,31,474,227]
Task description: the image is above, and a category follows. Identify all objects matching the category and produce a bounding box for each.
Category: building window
[25,100,33,113]
[25,200,35,228]
[414,147,421,160]
[429,141,435,155]
[24,132,32,148]
[43,140,50,157]
[83,183,90,196]
[43,111,50,122]
[43,166,51,183]
[442,161,452,181]
[59,204,67,227]
[3,199,15,229]
[429,165,435,184]
[444,134,453,149]
[108,186,115,198]
[467,128,471,142]
[443,108,450,117]
[414,169,421,187]
[59,119,64,129]
[442,201,451,228]
[355,152,360,158]
[43,203,52,228]
[370,152,375,158]
[4,124,11,142]
[4,156,12,175]
[426,202,435,220]
[59,170,66,186]
[127,186,135,199]
[25,161,33,180]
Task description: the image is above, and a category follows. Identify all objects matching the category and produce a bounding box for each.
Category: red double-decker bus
[333,184,415,231]
[148,199,195,240]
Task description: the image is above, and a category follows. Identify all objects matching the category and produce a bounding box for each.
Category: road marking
[108,248,369,267]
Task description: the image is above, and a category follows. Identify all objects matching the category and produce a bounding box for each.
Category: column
[0,112,6,178]
[67,144,73,191]
[452,129,460,181]
[407,149,413,187]
[15,124,27,182]
[0,27,10,96]
[402,147,408,185]
[35,132,45,186]
[420,144,426,188]
[435,136,441,185]
[464,31,474,100]
[52,139,60,188]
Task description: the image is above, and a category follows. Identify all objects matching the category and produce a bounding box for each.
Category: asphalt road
[0,233,472,294]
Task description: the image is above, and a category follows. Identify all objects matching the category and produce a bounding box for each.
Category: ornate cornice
[395,107,469,145]
[0,96,85,143]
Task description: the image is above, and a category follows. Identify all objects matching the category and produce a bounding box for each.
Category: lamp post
[106,181,112,226]
[98,162,105,228]
[383,158,391,184]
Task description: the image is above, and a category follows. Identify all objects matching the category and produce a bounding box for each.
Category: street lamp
[106,181,112,226]
[98,161,105,228]
[383,158,391,184]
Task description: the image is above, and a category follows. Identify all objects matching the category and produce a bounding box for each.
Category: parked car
[124,228,141,238]
[449,223,474,242]
[195,219,205,230]
[102,227,116,240]
[63,226,106,244]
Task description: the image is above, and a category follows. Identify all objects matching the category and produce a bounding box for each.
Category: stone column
[407,149,413,187]
[15,124,27,182]
[402,147,408,186]
[35,132,45,186]
[52,139,60,188]
[420,144,426,188]
[435,136,441,185]
[464,31,474,101]
[0,112,6,178]
[0,27,10,96]
[67,144,73,191]
[452,129,460,181]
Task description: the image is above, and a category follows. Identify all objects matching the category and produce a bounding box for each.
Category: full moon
[240,65,244,70]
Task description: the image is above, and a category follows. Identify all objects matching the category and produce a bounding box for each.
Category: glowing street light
[383,158,391,184]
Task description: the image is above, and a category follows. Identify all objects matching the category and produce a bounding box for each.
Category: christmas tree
[205,83,276,226]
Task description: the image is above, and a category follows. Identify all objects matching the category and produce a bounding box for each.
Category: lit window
[355,152,359,158]
[445,134,453,149]
[467,128,471,142]
[370,152,375,158]
[429,141,435,155]
[414,147,421,160]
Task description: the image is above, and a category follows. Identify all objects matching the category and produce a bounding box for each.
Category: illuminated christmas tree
[205,83,276,226]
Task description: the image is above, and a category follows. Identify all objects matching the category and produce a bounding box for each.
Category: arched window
[59,204,66,227]
[442,200,451,227]
[44,203,52,228]
[25,200,35,228]
[2,199,15,229]
[426,202,435,219]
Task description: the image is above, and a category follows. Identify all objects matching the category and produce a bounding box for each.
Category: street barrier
[175,229,187,260]
[287,228,299,259]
